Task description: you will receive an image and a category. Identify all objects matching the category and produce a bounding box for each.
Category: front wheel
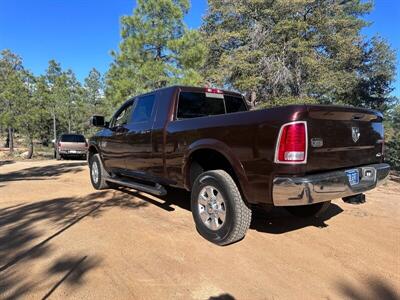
[89,154,110,190]
[285,201,331,218]
[191,170,252,246]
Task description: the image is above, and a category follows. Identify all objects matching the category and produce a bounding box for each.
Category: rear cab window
[60,134,85,143]
[177,90,247,119]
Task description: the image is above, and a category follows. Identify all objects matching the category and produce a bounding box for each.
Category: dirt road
[0,160,399,299]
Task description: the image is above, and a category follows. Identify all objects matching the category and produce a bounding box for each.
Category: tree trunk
[53,112,57,142]
[250,91,257,109]
[5,130,9,148]
[27,137,33,159]
[8,127,14,153]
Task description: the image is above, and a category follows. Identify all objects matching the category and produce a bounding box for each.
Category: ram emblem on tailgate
[352,127,360,143]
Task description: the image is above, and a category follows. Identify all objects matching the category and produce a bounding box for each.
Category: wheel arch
[87,144,99,161]
[183,139,250,203]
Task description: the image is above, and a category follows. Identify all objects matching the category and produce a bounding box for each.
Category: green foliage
[0,0,398,166]
[0,51,109,156]
[349,37,397,112]
[105,0,206,107]
[202,0,395,110]
[0,50,25,128]
[256,96,318,110]
[84,68,104,113]
[385,102,400,171]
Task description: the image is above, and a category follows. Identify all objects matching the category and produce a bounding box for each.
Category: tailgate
[60,142,87,151]
[305,105,384,173]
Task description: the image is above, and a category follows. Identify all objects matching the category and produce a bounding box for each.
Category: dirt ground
[0,160,399,299]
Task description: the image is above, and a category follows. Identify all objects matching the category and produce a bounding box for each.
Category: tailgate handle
[352,114,364,120]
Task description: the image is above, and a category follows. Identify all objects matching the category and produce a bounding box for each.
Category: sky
[0,0,399,96]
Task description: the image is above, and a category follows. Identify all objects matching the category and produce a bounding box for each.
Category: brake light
[275,121,307,164]
[205,88,222,94]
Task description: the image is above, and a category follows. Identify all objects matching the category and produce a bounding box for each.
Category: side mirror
[90,115,105,127]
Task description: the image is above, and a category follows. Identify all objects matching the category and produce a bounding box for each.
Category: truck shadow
[250,204,344,234]
[115,186,344,234]
[116,186,191,212]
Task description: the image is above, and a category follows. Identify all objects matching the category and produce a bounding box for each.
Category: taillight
[275,121,307,164]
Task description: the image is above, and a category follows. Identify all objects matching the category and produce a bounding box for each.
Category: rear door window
[177,92,225,119]
[131,94,156,123]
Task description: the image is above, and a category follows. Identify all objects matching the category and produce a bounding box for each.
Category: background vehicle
[54,134,88,160]
[88,86,390,245]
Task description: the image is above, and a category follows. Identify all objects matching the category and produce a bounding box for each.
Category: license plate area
[346,169,360,186]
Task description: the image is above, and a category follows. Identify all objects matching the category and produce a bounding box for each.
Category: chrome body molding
[272,163,390,206]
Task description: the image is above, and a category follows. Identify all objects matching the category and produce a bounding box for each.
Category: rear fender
[183,138,251,202]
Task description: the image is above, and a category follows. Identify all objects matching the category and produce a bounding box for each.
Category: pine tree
[14,71,43,158]
[62,69,84,133]
[0,50,25,153]
[202,0,395,109]
[45,60,64,141]
[105,0,206,106]
[84,68,104,115]
[386,103,400,171]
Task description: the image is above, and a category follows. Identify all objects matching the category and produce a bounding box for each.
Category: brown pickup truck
[88,85,390,245]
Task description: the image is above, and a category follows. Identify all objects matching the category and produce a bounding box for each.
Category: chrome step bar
[106,177,167,196]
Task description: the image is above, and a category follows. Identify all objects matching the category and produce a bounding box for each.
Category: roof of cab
[135,85,243,98]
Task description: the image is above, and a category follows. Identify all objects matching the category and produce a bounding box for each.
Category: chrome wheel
[198,185,226,231]
[91,160,99,184]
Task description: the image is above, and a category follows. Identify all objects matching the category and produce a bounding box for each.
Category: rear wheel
[90,154,110,190]
[285,201,331,218]
[191,170,252,246]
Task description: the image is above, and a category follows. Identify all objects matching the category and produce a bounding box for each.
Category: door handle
[139,130,151,134]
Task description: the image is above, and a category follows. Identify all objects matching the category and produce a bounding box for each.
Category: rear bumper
[272,163,390,206]
[58,150,87,155]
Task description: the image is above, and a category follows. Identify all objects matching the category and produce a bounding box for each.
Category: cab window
[177,92,247,119]
[131,94,155,123]
[111,102,134,128]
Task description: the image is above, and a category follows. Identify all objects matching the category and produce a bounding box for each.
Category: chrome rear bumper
[272,163,390,206]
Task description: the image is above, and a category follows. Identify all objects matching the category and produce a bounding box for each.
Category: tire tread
[193,169,252,246]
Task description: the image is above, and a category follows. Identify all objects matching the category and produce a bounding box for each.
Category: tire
[285,201,331,218]
[191,170,252,246]
[89,153,110,190]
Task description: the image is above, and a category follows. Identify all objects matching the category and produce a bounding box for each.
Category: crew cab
[88,86,390,245]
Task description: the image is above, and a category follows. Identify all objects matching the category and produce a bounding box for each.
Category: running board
[106,177,167,196]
